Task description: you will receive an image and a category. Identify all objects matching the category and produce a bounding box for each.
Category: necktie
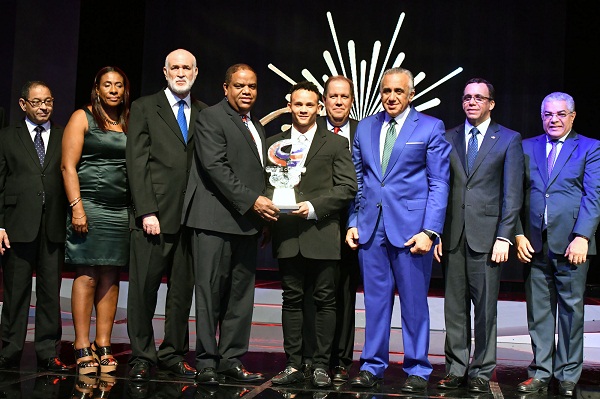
[466,127,479,173]
[34,125,45,166]
[241,115,255,142]
[381,119,397,174]
[177,100,188,143]
[547,139,559,176]
[333,126,341,134]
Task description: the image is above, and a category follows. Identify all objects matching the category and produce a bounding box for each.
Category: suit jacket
[348,107,451,247]
[126,90,207,235]
[267,126,357,260]
[316,116,358,146]
[516,131,600,255]
[443,121,524,253]
[0,120,66,243]
[182,98,267,235]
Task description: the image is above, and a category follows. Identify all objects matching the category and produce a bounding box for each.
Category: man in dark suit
[269,81,357,388]
[346,68,451,393]
[515,92,600,397]
[182,64,278,385]
[302,76,359,382]
[126,49,207,380]
[433,78,524,393]
[0,81,68,371]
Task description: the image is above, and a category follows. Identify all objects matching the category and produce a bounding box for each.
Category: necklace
[104,117,119,126]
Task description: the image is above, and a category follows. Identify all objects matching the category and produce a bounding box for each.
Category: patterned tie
[177,100,188,143]
[466,127,479,174]
[34,125,45,166]
[381,119,397,174]
[333,126,341,134]
[547,139,559,177]
[241,115,255,142]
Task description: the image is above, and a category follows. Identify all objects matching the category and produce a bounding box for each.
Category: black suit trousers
[1,213,63,361]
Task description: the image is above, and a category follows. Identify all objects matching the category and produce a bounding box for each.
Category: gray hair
[164,49,197,69]
[380,67,414,92]
[541,92,575,113]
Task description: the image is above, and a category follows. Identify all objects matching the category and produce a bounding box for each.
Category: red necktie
[241,115,255,142]
[333,126,341,134]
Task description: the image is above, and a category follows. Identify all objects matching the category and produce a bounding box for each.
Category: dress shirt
[290,124,317,220]
[326,118,351,150]
[379,106,411,162]
[25,118,51,152]
[464,117,491,152]
[546,131,569,159]
[164,88,191,131]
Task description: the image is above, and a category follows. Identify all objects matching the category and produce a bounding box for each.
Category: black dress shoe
[332,366,349,382]
[401,375,428,393]
[517,378,548,393]
[559,381,576,397]
[0,355,17,369]
[437,373,465,389]
[127,381,149,398]
[196,367,220,386]
[469,377,490,393]
[350,370,381,388]
[312,368,332,387]
[161,361,196,379]
[219,365,264,381]
[41,357,69,372]
[271,366,305,385]
[129,361,151,381]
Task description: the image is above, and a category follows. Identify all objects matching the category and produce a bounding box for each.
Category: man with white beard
[126,49,207,381]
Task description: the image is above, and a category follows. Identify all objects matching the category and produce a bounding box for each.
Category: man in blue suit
[515,92,600,397]
[346,67,451,393]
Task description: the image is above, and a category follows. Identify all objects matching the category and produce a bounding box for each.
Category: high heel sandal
[71,375,97,399]
[74,345,99,375]
[91,341,118,374]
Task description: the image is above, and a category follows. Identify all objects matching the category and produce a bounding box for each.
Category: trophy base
[272,188,299,213]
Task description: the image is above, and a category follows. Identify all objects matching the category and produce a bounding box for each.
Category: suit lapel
[156,91,186,146]
[533,135,549,184]
[451,125,467,175]
[304,128,326,166]
[188,100,202,142]
[16,122,43,169]
[467,122,501,179]
[43,124,61,171]
[548,132,578,185]
[383,108,417,179]
[370,112,385,179]
[222,99,262,166]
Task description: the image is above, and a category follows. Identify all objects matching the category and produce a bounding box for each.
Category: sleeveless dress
[65,109,130,266]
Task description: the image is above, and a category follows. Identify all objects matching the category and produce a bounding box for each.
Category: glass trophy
[266,138,309,212]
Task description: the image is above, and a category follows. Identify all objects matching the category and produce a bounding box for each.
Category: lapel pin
[491,136,496,139]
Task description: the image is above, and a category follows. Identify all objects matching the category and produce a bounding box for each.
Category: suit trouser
[442,231,502,379]
[127,228,194,367]
[358,215,433,379]
[523,235,588,383]
[191,229,257,371]
[279,255,336,369]
[1,214,63,361]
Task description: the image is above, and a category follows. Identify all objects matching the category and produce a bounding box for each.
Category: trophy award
[266,138,309,212]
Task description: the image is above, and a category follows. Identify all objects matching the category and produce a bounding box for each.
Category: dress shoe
[196,367,220,386]
[312,368,332,387]
[271,366,305,385]
[517,378,548,393]
[129,361,151,381]
[127,381,149,398]
[559,381,576,397]
[401,375,428,393]
[301,363,313,379]
[161,361,196,379]
[437,373,465,389]
[332,366,349,382]
[350,370,381,388]
[469,377,490,393]
[40,356,69,372]
[219,365,264,381]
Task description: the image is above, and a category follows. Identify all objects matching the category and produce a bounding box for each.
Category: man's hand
[291,202,309,219]
[346,227,359,250]
[434,241,443,263]
[142,213,161,235]
[404,232,433,254]
[0,230,10,255]
[253,196,279,222]
[515,235,534,263]
[491,239,510,263]
[565,236,589,266]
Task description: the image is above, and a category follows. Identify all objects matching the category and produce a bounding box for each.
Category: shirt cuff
[496,236,513,245]
[306,201,317,220]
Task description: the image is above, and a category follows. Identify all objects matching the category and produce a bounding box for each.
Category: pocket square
[406,142,425,145]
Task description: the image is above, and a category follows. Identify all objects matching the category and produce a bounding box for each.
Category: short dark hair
[323,75,354,99]
[289,81,321,99]
[224,64,256,85]
[20,81,51,100]
[464,78,495,100]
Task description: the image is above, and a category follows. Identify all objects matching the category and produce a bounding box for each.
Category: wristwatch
[422,229,436,240]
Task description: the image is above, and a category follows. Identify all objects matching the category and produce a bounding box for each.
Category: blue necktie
[34,125,45,166]
[547,139,558,177]
[466,127,479,174]
[381,119,397,174]
[177,100,188,143]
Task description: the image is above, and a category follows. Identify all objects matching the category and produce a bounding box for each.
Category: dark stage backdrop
[2,1,599,285]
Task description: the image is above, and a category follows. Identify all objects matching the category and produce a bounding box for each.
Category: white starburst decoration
[263,11,463,124]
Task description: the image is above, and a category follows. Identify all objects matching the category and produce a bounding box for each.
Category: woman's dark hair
[90,66,130,132]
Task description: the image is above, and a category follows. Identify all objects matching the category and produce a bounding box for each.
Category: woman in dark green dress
[61,66,130,374]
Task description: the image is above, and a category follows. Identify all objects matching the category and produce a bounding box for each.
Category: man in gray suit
[515,92,600,397]
[434,78,523,393]
[182,64,278,385]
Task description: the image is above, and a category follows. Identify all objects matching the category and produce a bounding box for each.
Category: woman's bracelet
[69,197,82,207]
[72,214,86,220]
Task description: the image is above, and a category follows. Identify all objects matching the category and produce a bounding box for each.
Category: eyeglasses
[542,111,573,120]
[24,98,54,108]
[462,94,492,103]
